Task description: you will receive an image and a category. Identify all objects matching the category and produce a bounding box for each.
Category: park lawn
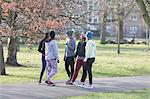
[66,89,150,99]
[0,40,150,83]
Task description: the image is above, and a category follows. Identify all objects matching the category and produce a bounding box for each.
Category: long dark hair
[44,32,50,40]
[50,31,55,40]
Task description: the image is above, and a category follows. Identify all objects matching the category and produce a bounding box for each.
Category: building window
[89,5,92,10]
[89,18,92,22]
[129,27,137,34]
[106,26,112,33]
[94,19,97,23]
[131,14,137,21]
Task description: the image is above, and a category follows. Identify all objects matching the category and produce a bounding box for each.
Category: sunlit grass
[66,89,150,99]
[0,40,150,84]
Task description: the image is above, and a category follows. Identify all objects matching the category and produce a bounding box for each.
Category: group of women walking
[38,30,96,89]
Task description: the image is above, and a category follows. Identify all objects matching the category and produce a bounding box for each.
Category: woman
[45,31,59,86]
[64,30,76,83]
[38,32,50,83]
[80,31,96,89]
[68,34,86,85]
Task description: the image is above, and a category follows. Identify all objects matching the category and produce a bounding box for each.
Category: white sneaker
[73,81,78,86]
[78,83,85,87]
[83,84,94,89]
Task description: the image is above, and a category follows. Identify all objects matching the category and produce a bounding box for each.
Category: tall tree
[0,0,6,75]
[1,0,66,66]
[103,0,136,53]
[0,0,91,67]
[0,38,6,75]
[136,0,150,28]
[5,10,21,66]
[100,11,107,44]
[115,0,135,53]
[98,0,126,44]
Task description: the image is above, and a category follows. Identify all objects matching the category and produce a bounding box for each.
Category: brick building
[85,0,148,39]
[123,8,147,38]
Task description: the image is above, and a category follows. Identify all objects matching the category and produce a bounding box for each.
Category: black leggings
[65,57,75,80]
[39,55,46,82]
[81,58,95,85]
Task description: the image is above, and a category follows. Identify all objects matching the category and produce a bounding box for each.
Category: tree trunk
[0,5,6,75]
[120,20,123,40]
[7,37,10,49]
[6,37,21,66]
[8,36,20,51]
[16,36,20,51]
[117,18,121,54]
[0,37,6,75]
[116,3,122,54]
[100,12,107,44]
[136,0,150,28]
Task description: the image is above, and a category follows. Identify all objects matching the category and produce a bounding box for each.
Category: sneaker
[45,81,50,85]
[38,80,41,84]
[78,83,85,88]
[49,81,55,86]
[66,79,71,84]
[73,81,78,86]
[83,84,94,89]
[67,81,74,85]
[45,81,55,86]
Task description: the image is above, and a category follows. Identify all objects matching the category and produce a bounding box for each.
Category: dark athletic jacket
[38,39,46,55]
[75,41,86,58]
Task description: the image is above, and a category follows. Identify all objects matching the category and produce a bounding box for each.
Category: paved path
[0,76,150,99]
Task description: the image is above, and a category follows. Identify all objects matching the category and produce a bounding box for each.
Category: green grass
[66,89,150,99]
[0,40,150,84]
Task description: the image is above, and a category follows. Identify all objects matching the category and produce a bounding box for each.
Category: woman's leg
[87,58,95,85]
[65,58,70,78]
[39,55,46,82]
[87,62,92,85]
[48,60,58,79]
[72,59,83,82]
[80,63,87,83]
[70,57,75,80]
[46,60,52,81]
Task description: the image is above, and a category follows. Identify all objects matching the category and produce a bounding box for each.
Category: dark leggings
[81,58,95,85]
[39,55,46,82]
[65,57,75,80]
